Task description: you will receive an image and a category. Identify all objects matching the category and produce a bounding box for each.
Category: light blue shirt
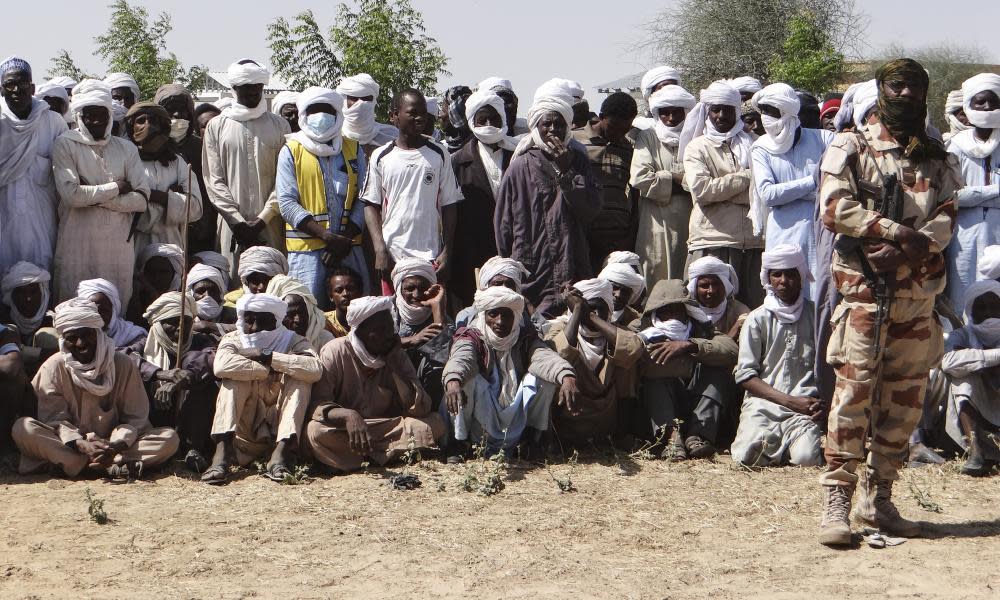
[751,127,833,299]
[276,143,368,237]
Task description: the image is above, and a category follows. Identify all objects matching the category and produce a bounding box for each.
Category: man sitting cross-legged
[13,297,179,480]
[306,296,446,473]
[202,293,322,484]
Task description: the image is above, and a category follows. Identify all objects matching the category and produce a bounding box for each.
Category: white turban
[69,79,112,115]
[54,297,116,397]
[648,85,696,113]
[336,73,380,99]
[478,256,529,291]
[514,93,574,157]
[605,251,642,271]
[978,245,1000,281]
[137,242,185,291]
[187,263,226,295]
[678,80,747,162]
[534,78,584,105]
[465,90,508,131]
[143,290,196,324]
[227,59,269,87]
[477,77,514,93]
[76,278,147,347]
[36,81,69,106]
[391,258,437,291]
[214,97,234,110]
[946,89,964,114]
[235,292,287,321]
[103,72,140,102]
[142,291,197,370]
[760,244,812,324]
[49,76,77,91]
[472,287,525,352]
[833,79,877,132]
[271,90,299,114]
[237,246,289,282]
[686,256,739,298]
[641,66,682,100]
[1,261,50,336]
[751,82,801,155]
[729,76,762,94]
[961,73,1000,129]
[296,86,343,116]
[235,292,294,352]
[194,251,231,290]
[292,86,346,155]
[265,274,328,352]
[599,263,646,304]
[346,295,394,329]
[963,280,1000,349]
[573,278,615,313]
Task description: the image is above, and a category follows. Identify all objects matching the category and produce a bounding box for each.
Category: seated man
[455,256,530,329]
[548,279,643,444]
[1,262,58,373]
[637,279,738,459]
[686,256,750,340]
[140,291,219,473]
[12,297,179,479]
[0,323,33,451]
[306,296,446,472]
[77,278,147,352]
[186,263,237,338]
[598,261,646,328]
[223,245,289,307]
[941,281,1000,476]
[324,265,363,338]
[126,242,185,328]
[731,245,822,467]
[202,293,322,484]
[265,274,334,352]
[443,286,577,458]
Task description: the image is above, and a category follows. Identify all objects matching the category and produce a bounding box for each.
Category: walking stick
[172,165,194,424]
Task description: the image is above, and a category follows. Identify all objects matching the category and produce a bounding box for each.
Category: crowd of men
[1,51,999,548]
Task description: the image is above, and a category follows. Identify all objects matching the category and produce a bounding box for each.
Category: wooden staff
[175,164,194,361]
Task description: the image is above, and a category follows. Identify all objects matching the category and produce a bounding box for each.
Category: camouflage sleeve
[818,133,899,240]
[916,153,961,254]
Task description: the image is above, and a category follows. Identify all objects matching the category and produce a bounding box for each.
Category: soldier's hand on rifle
[864,241,907,273]
[896,226,931,263]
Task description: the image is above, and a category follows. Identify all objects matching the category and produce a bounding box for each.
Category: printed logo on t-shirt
[423,170,435,186]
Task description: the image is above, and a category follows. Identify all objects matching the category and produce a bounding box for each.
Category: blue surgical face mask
[305,112,337,135]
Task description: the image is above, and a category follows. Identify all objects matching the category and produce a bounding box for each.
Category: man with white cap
[454,256,531,328]
[1,261,56,358]
[203,59,291,282]
[943,89,971,143]
[336,73,398,156]
[731,244,823,468]
[729,76,763,103]
[685,255,749,339]
[224,245,289,307]
[202,292,322,484]
[749,82,834,301]
[944,73,1000,310]
[277,86,370,300]
[598,261,646,328]
[450,89,517,308]
[496,89,601,317]
[104,72,140,109]
[476,76,527,136]
[631,84,696,289]
[0,57,68,276]
[306,295,446,472]
[679,80,764,309]
[13,297,179,479]
[51,78,150,304]
[270,90,300,133]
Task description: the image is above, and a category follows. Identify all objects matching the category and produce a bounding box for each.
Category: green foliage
[266,10,341,90]
[85,488,108,525]
[47,49,96,81]
[330,0,449,121]
[768,14,845,95]
[179,65,210,92]
[94,0,183,100]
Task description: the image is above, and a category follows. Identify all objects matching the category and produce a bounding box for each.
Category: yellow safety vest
[284,138,360,252]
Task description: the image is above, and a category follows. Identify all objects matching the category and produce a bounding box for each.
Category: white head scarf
[337,73,381,145]
[686,256,738,324]
[833,79,877,132]
[53,297,116,397]
[950,73,1000,159]
[728,76,762,95]
[271,90,299,114]
[599,263,646,305]
[473,287,525,353]
[978,245,1000,282]
[235,292,294,352]
[391,258,437,326]
[346,295,394,368]
[289,86,345,157]
[265,274,329,352]
[760,244,813,324]
[194,251,231,290]
[103,72,140,103]
[1,261,50,336]
[69,79,113,145]
[641,66,683,101]
[142,291,197,370]
[751,83,801,155]
[237,246,289,287]
[76,278,147,347]
[513,93,574,157]
[49,75,77,93]
[137,242,185,291]
[944,89,970,140]
[604,251,642,272]
[187,263,226,321]
[963,280,1000,349]
[678,81,750,164]
[476,77,514,93]
[464,89,517,149]
[478,256,529,292]
[572,278,614,370]
[648,85,696,147]
[224,60,270,122]
[214,97,234,111]
[534,78,584,104]
[35,82,69,111]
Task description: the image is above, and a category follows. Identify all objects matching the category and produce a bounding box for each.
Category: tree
[94,0,184,100]
[867,43,991,131]
[331,0,449,120]
[642,0,862,92]
[267,10,342,90]
[768,14,845,95]
[47,49,96,81]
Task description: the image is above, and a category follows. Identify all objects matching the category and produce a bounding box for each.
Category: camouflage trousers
[819,296,943,486]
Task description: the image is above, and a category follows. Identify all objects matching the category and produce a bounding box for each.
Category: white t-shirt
[361,139,463,261]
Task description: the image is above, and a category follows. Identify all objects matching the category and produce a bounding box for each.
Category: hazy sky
[5,0,999,102]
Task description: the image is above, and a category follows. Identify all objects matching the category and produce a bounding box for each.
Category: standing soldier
[816,58,961,546]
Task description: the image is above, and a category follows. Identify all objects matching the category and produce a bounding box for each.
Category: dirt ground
[1,450,998,600]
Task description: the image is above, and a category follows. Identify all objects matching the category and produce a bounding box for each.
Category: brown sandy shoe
[818,484,854,547]
[854,468,921,538]
[684,435,716,459]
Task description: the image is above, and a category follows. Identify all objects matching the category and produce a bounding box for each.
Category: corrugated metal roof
[596,72,643,93]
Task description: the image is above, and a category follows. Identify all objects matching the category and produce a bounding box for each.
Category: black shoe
[961,450,993,477]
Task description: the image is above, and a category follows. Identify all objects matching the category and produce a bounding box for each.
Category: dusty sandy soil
[1,450,998,599]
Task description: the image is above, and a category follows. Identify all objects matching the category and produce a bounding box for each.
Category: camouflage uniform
[818,116,960,487]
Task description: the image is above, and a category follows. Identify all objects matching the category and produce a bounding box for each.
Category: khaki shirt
[683,135,762,251]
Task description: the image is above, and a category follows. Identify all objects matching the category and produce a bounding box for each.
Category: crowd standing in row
[1,52,999,548]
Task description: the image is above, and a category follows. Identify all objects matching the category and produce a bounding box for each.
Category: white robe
[0,100,68,275]
[133,156,203,254]
[202,113,290,282]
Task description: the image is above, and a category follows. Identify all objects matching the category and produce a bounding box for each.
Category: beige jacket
[683,136,762,251]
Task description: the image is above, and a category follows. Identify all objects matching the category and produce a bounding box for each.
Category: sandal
[200,464,229,485]
[264,463,292,482]
[184,450,209,474]
[685,436,717,459]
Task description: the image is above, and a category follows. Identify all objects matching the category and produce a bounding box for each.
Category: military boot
[854,468,921,537]
[818,484,854,546]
